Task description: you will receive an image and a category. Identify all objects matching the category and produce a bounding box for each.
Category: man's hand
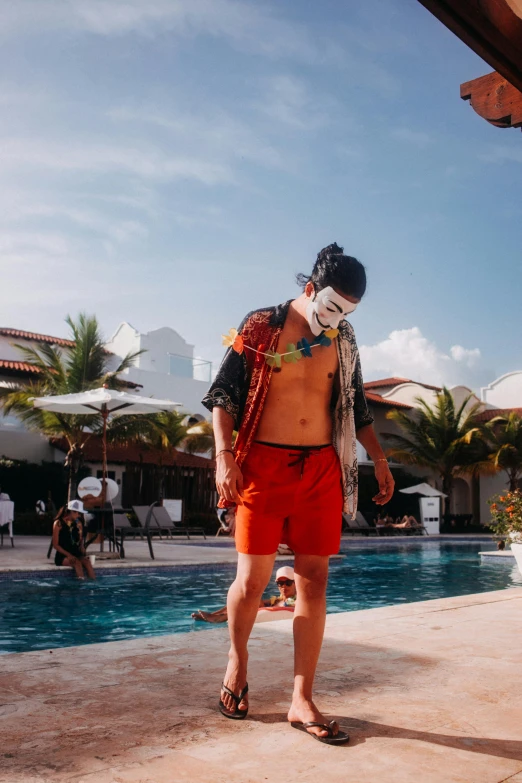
[216,452,244,505]
[372,461,395,505]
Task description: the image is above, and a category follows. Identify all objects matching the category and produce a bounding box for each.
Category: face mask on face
[305,286,358,336]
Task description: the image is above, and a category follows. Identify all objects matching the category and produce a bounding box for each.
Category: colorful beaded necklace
[222,327,339,370]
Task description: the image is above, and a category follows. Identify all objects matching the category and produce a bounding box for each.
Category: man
[191,565,297,623]
[202,243,394,744]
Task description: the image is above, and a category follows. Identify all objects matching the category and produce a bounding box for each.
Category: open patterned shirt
[202,300,374,517]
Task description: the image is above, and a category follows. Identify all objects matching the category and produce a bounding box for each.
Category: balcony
[168,353,212,383]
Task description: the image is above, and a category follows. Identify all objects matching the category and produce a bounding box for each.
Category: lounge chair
[342,512,377,536]
[341,513,360,535]
[117,503,158,559]
[152,504,207,540]
[355,511,379,536]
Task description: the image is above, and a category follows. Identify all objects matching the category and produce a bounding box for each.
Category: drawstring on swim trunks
[288,448,323,479]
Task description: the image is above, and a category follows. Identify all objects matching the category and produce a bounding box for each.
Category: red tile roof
[52,437,214,469]
[475,407,522,423]
[0,358,141,389]
[0,359,43,375]
[364,377,412,389]
[364,377,442,392]
[366,391,412,410]
[0,328,75,348]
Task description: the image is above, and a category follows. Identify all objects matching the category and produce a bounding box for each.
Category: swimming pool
[1,542,520,654]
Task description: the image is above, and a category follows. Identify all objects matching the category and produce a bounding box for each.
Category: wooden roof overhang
[417,0,522,130]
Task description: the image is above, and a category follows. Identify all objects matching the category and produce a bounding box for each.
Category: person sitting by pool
[192,566,297,623]
[393,514,420,529]
[52,500,96,580]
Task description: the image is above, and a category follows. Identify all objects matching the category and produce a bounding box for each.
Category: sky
[1,0,521,393]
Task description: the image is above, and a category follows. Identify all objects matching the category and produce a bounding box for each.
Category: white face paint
[305,286,358,336]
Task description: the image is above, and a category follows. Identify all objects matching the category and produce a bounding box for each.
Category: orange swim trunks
[235,442,343,556]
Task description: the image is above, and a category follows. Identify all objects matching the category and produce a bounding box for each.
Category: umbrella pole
[100,407,108,553]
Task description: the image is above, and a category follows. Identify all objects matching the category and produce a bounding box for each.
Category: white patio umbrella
[32,387,181,549]
[399,482,447,497]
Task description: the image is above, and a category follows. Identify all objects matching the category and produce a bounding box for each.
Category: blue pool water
[1,542,520,654]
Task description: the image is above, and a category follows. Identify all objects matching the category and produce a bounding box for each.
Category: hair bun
[317,242,344,262]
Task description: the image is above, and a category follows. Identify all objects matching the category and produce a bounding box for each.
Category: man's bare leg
[287,554,335,738]
[220,552,276,715]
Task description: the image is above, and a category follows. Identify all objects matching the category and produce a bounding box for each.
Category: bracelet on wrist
[375,458,388,464]
[216,448,234,459]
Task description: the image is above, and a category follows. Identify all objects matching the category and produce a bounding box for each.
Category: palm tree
[108,410,189,500]
[479,412,522,491]
[184,420,215,457]
[384,388,485,514]
[0,313,141,498]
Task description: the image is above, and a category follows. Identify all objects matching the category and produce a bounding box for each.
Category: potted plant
[488,490,522,574]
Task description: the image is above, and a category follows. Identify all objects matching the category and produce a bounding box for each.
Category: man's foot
[288,697,339,739]
[220,655,248,716]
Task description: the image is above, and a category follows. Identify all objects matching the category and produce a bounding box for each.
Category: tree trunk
[442,474,453,517]
[67,466,75,503]
[66,450,78,502]
[65,443,83,502]
[509,471,518,492]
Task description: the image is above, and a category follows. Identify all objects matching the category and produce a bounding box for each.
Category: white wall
[0,428,55,462]
[105,323,195,374]
[381,383,439,408]
[106,322,210,416]
[119,367,209,416]
[139,327,193,373]
[0,335,26,361]
[481,371,522,408]
[449,386,483,414]
[104,323,141,371]
[480,472,509,526]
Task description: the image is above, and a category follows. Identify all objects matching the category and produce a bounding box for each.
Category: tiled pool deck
[1,587,521,783]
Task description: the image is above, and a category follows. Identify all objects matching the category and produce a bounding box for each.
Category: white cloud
[0,196,149,244]
[0,0,401,96]
[255,75,327,130]
[0,0,318,62]
[108,105,285,170]
[359,326,485,388]
[449,345,481,367]
[0,137,234,185]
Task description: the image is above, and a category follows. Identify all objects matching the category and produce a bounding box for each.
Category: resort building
[105,322,211,418]
[1,322,521,524]
[0,328,74,463]
[0,324,215,517]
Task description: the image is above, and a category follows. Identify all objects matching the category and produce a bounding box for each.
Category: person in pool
[52,500,96,580]
[191,566,297,623]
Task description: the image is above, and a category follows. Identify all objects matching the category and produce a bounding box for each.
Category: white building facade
[0,329,68,463]
[481,371,522,410]
[105,322,211,417]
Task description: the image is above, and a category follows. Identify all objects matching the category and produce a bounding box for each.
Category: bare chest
[269,323,339,388]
